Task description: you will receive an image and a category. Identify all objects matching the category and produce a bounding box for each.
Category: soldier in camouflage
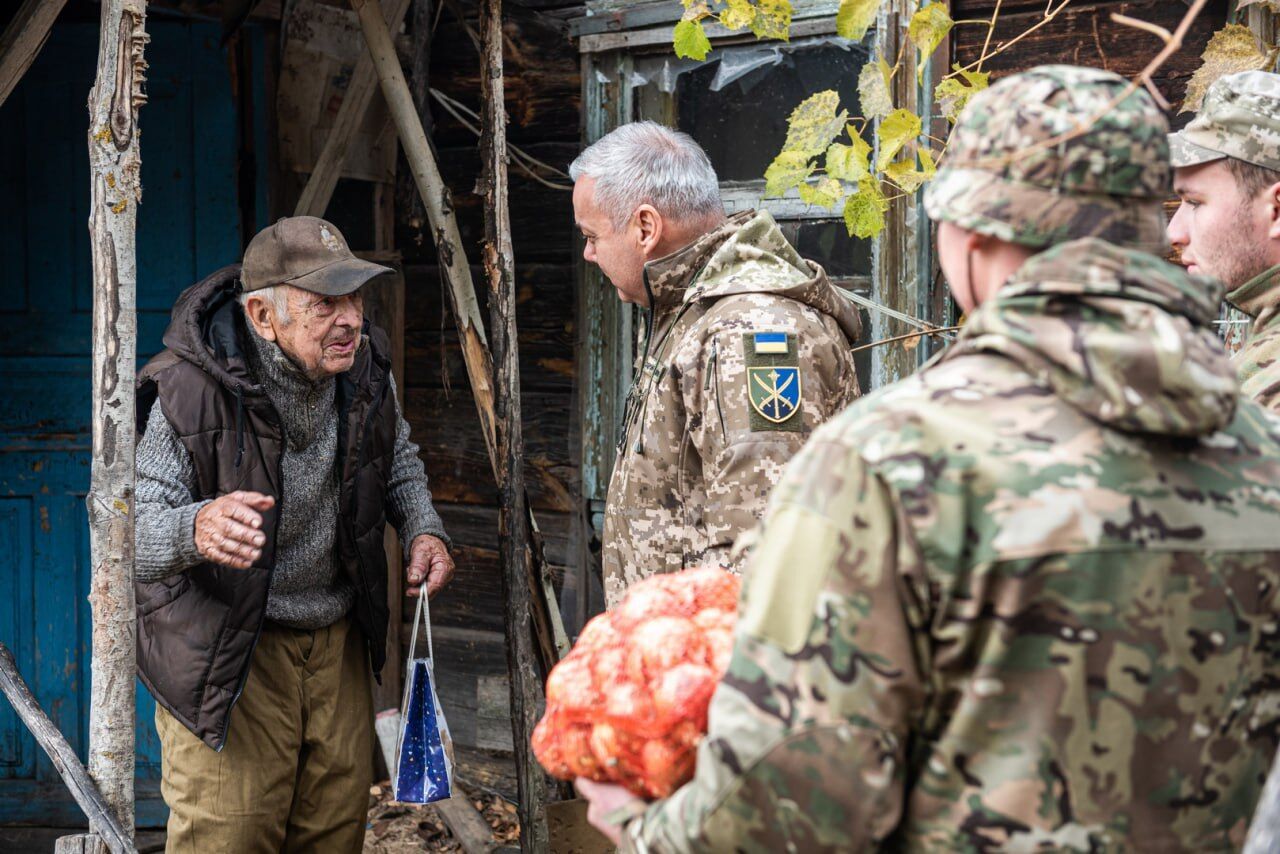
[570,122,862,607]
[1169,71,1280,409]
[577,66,1280,851]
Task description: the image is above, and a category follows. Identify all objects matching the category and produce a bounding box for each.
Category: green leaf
[751,0,793,41]
[718,0,755,31]
[843,177,888,239]
[857,55,894,119]
[908,2,953,68]
[835,0,882,41]
[764,151,815,197]
[781,91,849,157]
[798,176,845,209]
[825,134,872,183]
[875,108,921,171]
[934,65,990,123]
[673,19,712,60]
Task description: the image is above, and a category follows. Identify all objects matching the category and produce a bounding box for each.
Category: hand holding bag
[393,590,454,804]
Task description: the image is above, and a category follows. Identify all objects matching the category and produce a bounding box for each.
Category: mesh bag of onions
[531,566,740,799]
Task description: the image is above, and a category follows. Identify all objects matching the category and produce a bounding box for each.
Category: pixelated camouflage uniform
[1170,71,1280,413]
[601,209,862,606]
[621,66,1280,852]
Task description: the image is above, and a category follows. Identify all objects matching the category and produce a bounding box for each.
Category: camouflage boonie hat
[924,65,1170,253]
[1169,71,1280,171]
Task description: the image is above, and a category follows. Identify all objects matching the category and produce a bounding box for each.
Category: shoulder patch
[743,332,803,433]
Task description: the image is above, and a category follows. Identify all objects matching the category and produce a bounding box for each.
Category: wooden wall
[951,0,1229,118]
[396,0,583,796]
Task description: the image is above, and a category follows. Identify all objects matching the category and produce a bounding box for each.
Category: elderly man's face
[1170,160,1275,287]
[247,285,363,380]
[574,177,650,306]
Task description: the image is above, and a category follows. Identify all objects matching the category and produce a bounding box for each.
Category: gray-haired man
[135,216,454,852]
[571,121,863,605]
[1169,71,1280,409]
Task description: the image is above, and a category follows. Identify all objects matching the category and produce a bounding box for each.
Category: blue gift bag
[393,591,454,804]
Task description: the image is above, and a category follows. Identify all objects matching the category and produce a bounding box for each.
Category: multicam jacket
[1227,264,1280,411]
[601,210,862,607]
[624,239,1280,852]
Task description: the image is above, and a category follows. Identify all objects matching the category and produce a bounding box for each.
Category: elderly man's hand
[194,491,275,569]
[575,778,644,846]
[407,534,454,599]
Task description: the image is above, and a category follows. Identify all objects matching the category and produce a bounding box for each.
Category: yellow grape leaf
[782,91,849,157]
[884,145,936,193]
[875,108,921,171]
[908,3,953,64]
[1182,24,1270,113]
[719,0,755,31]
[857,55,893,119]
[798,176,845,208]
[836,0,882,41]
[825,134,872,183]
[752,0,793,41]
[673,18,712,60]
[935,65,990,123]
[764,150,815,197]
[843,177,888,239]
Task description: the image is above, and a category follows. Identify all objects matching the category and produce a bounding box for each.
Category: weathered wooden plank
[86,0,147,839]
[951,0,1227,114]
[0,645,136,854]
[294,0,411,217]
[0,0,71,109]
[407,388,577,513]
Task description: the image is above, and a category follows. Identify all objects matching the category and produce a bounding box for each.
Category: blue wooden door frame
[0,17,267,827]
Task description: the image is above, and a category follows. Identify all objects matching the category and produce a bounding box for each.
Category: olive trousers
[155,617,374,853]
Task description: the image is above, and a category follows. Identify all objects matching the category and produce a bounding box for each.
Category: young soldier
[580,66,1280,852]
[1169,70,1280,408]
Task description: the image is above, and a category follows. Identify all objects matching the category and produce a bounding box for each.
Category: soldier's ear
[1266,181,1280,242]
[634,204,663,253]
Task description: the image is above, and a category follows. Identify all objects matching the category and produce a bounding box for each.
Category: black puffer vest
[136,265,398,751]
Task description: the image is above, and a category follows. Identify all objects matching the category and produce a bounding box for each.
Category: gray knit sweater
[135,329,449,629]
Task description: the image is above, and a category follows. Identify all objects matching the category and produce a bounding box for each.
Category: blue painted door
[0,18,265,826]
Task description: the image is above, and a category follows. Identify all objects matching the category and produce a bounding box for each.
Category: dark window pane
[672,41,868,182]
[791,218,872,278]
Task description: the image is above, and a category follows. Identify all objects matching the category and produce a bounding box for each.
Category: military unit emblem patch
[742,332,803,432]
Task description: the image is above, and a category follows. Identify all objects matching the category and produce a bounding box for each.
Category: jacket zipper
[707,338,727,444]
[218,403,283,752]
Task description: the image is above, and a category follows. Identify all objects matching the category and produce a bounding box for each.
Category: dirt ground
[363,779,520,853]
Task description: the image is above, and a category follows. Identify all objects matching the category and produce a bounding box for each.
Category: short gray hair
[239,284,293,326]
[569,121,723,230]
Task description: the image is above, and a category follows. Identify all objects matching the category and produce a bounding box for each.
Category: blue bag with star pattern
[393,592,454,804]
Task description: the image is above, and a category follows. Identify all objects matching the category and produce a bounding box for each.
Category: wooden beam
[0,645,137,854]
[294,0,412,217]
[83,0,147,844]
[349,0,568,674]
[479,0,549,847]
[0,0,70,109]
[435,796,498,854]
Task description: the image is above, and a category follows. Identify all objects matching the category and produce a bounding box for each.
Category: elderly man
[1168,71,1280,408]
[571,121,862,605]
[580,66,1280,852]
[134,216,454,852]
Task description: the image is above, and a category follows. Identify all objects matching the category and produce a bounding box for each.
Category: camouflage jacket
[1227,264,1280,411]
[601,210,862,606]
[624,239,1280,852]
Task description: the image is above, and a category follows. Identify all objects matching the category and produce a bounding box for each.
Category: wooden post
[84,0,147,842]
[479,0,548,848]
[0,0,71,109]
[0,645,136,854]
[349,0,569,673]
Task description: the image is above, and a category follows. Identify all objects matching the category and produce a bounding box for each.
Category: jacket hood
[643,210,863,344]
[161,264,263,398]
[1226,263,1280,323]
[943,238,1238,437]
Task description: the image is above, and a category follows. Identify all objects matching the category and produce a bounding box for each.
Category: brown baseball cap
[241,216,393,295]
